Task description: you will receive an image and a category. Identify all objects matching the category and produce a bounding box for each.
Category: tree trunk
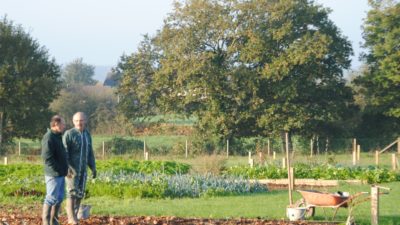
[281,131,293,154]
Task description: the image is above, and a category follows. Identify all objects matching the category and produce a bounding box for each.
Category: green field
[83,182,399,225]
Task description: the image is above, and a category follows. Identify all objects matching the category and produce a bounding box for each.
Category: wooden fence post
[18,142,21,156]
[286,132,293,206]
[371,186,379,225]
[4,157,7,165]
[352,150,357,166]
[145,152,149,161]
[102,141,105,159]
[392,154,397,170]
[267,139,270,157]
[310,138,313,158]
[375,151,379,166]
[282,157,286,169]
[226,140,229,158]
[398,137,400,154]
[143,139,146,158]
[290,167,295,192]
[249,158,254,168]
[185,139,188,158]
[357,145,361,161]
[273,151,276,160]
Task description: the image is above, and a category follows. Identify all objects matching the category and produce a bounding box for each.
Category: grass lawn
[2,182,397,224]
[80,182,399,225]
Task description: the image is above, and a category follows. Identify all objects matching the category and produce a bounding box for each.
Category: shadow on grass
[379,215,400,225]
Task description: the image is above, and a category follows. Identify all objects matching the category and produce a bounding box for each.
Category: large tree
[352,0,400,145]
[62,58,97,86]
[118,0,354,146]
[355,0,400,118]
[117,35,161,120]
[0,17,61,149]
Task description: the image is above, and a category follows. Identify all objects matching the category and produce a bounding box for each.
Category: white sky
[0,0,369,70]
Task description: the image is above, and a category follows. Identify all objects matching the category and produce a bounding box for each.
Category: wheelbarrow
[295,190,370,221]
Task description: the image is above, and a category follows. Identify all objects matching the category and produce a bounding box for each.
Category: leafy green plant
[223,163,400,183]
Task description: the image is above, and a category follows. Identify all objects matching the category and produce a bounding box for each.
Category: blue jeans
[44,176,65,205]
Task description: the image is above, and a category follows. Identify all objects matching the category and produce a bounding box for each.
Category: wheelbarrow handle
[373,185,391,191]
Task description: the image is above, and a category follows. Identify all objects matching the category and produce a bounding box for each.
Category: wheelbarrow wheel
[305,206,315,217]
[294,199,315,218]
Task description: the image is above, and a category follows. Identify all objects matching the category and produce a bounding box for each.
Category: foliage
[116,36,160,120]
[50,84,118,130]
[0,17,61,149]
[62,58,97,86]
[223,163,400,183]
[96,160,191,175]
[99,136,144,155]
[103,67,122,87]
[0,162,267,199]
[117,0,355,151]
[88,172,267,198]
[352,0,400,143]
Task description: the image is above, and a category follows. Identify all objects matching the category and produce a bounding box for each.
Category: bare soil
[0,205,338,225]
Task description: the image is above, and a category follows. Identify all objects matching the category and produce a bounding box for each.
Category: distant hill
[94,65,112,83]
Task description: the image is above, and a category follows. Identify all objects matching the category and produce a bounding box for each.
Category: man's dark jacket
[41,129,68,177]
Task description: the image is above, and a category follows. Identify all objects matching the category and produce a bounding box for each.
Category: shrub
[101,136,144,155]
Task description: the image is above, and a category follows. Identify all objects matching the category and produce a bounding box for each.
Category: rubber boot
[42,204,52,225]
[66,198,79,225]
[50,203,61,225]
[74,198,82,219]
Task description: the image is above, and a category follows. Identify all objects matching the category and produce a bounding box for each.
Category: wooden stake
[259,152,263,164]
[310,138,313,158]
[267,139,270,157]
[102,141,105,159]
[357,145,361,161]
[185,139,188,158]
[282,157,286,169]
[353,138,357,154]
[4,157,7,165]
[398,137,400,154]
[226,140,229,158]
[375,151,379,166]
[18,142,21,156]
[352,150,357,166]
[392,154,397,170]
[286,132,292,206]
[290,167,295,191]
[371,186,379,225]
[273,151,276,160]
[145,152,149,161]
[143,139,146,158]
[249,158,254,168]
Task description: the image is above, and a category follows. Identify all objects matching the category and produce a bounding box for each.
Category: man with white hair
[63,112,96,224]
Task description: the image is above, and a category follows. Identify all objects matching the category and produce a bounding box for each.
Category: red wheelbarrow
[295,190,370,221]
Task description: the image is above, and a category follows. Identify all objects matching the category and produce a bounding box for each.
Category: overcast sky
[1,0,369,70]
